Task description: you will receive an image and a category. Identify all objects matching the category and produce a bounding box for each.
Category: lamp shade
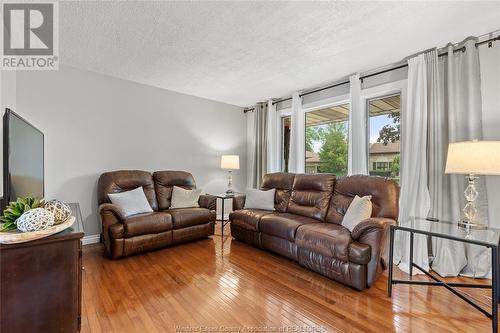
[445,140,500,175]
[221,155,240,170]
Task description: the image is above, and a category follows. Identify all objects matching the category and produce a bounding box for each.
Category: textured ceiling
[60,1,500,107]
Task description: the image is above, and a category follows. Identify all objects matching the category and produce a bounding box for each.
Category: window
[305,103,349,175]
[281,116,291,172]
[368,94,400,182]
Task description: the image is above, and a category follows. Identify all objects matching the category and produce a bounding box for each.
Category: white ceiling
[60,1,500,107]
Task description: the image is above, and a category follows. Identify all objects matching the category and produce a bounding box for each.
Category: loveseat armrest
[350,217,396,287]
[199,194,217,211]
[232,195,246,211]
[99,203,126,258]
[99,203,126,221]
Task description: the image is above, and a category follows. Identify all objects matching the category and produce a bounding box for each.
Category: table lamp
[445,140,500,229]
[221,155,239,195]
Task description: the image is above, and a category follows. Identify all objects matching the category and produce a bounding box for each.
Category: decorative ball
[17,208,55,232]
[44,200,72,224]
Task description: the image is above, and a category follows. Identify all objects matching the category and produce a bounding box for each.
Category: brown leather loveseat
[229,172,399,290]
[98,170,216,259]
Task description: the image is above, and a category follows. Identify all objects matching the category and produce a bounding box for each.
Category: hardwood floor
[81,226,495,333]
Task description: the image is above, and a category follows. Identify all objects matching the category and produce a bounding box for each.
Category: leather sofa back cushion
[326,175,399,224]
[287,174,335,221]
[98,170,158,211]
[261,172,296,212]
[153,171,197,210]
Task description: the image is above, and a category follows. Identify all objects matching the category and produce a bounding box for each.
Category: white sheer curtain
[289,92,304,173]
[348,73,368,175]
[430,39,490,277]
[266,99,278,173]
[395,52,433,274]
[396,40,489,277]
[250,102,268,188]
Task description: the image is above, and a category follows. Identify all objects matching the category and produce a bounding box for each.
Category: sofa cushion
[261,173,296,212]
[169,208,215,229]
[341,195,373,232]
[259,213,317,241]
[325,175,399,224]
[229,209,274,231]
[123,212,173,237]
[98,170,158,211]
[153,171,197,210]
[244,188,276,211]
[170,186,202,209]
[295,223,352,262]
[287,174,335,221]
[107,187,153,217]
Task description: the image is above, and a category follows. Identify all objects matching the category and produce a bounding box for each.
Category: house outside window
[368,94,401,182]
[305,103,350,176]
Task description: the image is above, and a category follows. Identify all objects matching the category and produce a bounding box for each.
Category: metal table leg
[409,232,414,279]
[221,198,225,239]
[388,226,395,297]
[493,246,498,333]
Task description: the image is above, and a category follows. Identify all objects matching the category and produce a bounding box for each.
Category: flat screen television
[2,109,44,209]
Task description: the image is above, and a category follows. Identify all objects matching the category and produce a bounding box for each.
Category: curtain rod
[298,46,468,98]
[245,33,500,112]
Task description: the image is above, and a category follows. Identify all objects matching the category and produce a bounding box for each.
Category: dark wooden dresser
[0,203,84,333]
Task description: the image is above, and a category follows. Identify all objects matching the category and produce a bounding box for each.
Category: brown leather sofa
[229,172,399,290]
[98,170,216,259]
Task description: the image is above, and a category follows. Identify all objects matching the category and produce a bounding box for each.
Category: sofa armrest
[98,203,126,257]
[350,217,396,287]
[232,195,246,211]
[351,217,395,240]
[99,203,126,221]
[199,194,217,211]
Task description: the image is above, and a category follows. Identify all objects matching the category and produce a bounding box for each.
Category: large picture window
[305,104,349,175]
[368,94,401,182]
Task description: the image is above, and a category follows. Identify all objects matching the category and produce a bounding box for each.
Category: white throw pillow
[170,186,202,209]
[244,188,276,211]
[107,187,153,217]
[342,195,373,232]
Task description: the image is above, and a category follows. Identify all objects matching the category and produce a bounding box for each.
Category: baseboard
[82,234,101,245]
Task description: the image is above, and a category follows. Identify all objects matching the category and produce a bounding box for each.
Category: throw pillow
[244,188,276,211]
[170,186,202,209]
[108,187,153,217]
[342,195,373,232]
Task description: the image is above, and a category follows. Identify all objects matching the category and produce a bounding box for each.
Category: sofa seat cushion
[229,209,274,231]
[123,212,173,237]
[296,223,355,262]
[168,208,215,229]
[259,213,317,241]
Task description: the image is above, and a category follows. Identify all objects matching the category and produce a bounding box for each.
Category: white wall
[6,65,246,236]
[480,43,500,227]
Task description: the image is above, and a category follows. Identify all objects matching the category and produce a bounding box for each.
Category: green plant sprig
[0,197,45,231]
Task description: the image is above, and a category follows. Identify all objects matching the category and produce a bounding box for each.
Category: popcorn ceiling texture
[59,1,499,106]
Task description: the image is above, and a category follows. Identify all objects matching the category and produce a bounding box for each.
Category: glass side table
[211,193,244,239]
[388,217,500,333]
